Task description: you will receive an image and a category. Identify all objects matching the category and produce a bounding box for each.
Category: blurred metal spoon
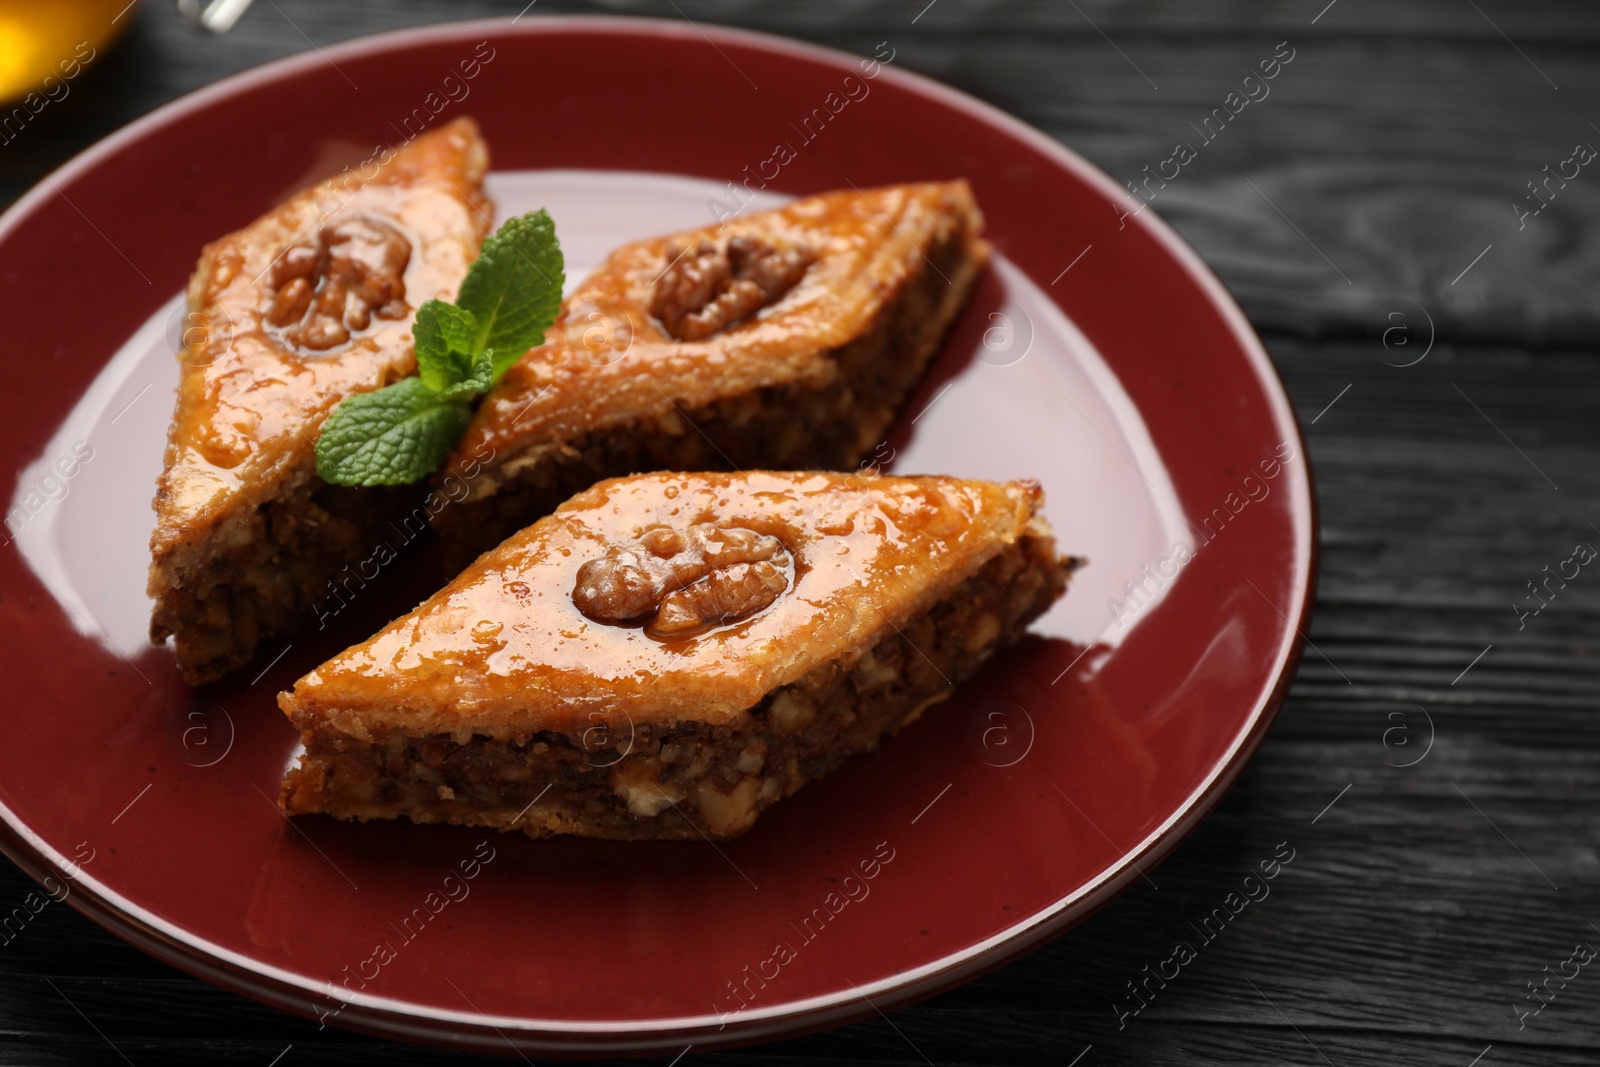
[175,0,255,33]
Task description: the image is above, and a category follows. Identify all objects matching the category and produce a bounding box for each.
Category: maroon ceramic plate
[0,16,1313,1056]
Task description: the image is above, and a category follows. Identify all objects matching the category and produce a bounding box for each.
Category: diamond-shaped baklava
[280,470,1076,840]
[149,118,492,683]
[434,182,989,565]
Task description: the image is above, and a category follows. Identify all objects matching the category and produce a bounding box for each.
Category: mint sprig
[315,210,565,486]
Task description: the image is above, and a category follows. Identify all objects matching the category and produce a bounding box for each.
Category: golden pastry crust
[148,118,492,683]
[282,470,1050,738]
[435,181,988,563]
[279,470,1076,839]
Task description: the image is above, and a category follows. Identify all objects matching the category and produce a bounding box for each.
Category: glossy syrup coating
[442,182,986,492]
[280,470,1049,740]
[149,118,491,559]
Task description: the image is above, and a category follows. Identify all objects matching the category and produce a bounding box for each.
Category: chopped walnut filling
[573,523,792,638]
[649,235,814,341]
[265,216,412,351]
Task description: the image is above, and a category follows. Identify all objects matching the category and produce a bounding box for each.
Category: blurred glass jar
[0,0,135,104]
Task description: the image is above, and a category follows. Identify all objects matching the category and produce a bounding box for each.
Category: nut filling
[573,524,792,639]
[266,215,412,351]
[649,236,814,341]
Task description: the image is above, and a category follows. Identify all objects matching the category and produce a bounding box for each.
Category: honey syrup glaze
[284,470,1050,738]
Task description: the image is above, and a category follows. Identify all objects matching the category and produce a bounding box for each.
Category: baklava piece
[434,181,989,565]
[148,118,492,684]
[280,470,1078,840]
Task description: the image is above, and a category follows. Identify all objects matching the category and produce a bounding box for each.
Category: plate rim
[0,13,1318,1053]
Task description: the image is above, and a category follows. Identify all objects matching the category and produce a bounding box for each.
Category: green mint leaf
[315,378,474,486]
[412,301,480,393]
[317,211,564,485]
[455,209,564,382]
[438,348,494,401]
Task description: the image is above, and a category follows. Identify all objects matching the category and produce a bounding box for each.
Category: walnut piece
[649,235,813,341]
[265,215,411,351]
[573,524,792,639]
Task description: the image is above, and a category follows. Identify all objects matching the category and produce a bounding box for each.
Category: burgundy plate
[0,16,1313,1056]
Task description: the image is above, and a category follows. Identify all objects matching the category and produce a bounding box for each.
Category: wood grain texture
[3,1,1599,1064]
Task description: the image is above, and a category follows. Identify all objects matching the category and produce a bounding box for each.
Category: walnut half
[573,524,792,639]
[649,235,813,341]
[265,215,411,352]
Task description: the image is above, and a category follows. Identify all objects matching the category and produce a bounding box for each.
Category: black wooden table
[4,2,1597,1064]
